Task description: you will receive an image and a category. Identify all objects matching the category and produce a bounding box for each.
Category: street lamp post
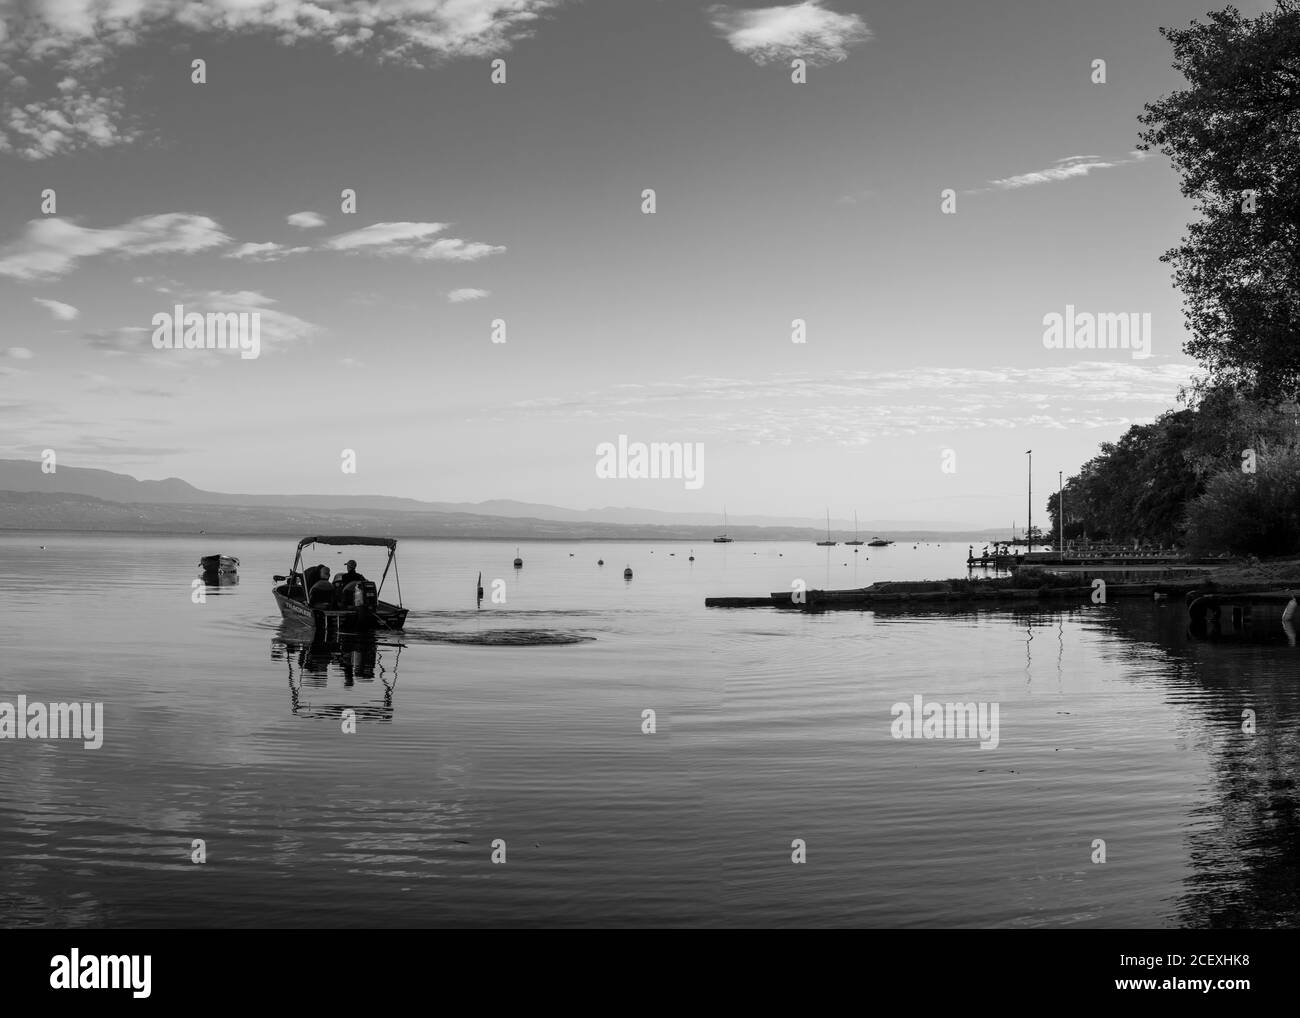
[1058,470,1063,555]
[1026,450,1032,550]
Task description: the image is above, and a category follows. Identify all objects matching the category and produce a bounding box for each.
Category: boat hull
[274,587,408,633]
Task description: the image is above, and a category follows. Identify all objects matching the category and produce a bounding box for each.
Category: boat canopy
[297,536,397,550]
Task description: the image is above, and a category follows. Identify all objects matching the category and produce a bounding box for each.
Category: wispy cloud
[85,288,317,358]
[5,347,35,359]
[497,363,1199,446]
[708,2,871,66]
[0,1,566,157]
[224,241,311,263]
[33,297,79,320]
[0,214,498,282]
[0,74,138,160]
[0,214,230,282]
[835,188,877,206]
[76,372,175,398]
[287,211,325,229]
[82,327,152,356]
[448,287,490,303]
[969,151,1154,194]
[167,288,319,354]
[324,222,504,262]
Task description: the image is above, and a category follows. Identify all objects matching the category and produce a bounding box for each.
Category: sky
[0,0,1274,527]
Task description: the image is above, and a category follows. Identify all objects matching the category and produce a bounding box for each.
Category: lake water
[1,533,1297,928]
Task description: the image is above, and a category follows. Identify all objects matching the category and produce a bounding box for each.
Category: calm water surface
[1,533,1297,928]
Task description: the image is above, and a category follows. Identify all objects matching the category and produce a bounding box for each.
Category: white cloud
[0,214,230,282]
[500,363,1199,445]
[287,211,325,229]
[85,287,318,357]
[5,347,34,359]
[0,1,566,157]
[83,326,151,356]
[324,221,504,262]
[0,82,137,159]
[33,296,79,319]
[973,152,1152,194]
[448,287,490,302]
[184,288,319,352]
[224,241,311,262]
[324,221,448,251]
[709,2,871,66]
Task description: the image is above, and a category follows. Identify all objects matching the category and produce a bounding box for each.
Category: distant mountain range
[0,459,1010,541]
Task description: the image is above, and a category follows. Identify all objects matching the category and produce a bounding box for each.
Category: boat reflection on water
[270,630,403,721]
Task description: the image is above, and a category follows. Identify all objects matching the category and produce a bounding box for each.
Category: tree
[1137,2,1300,401]
[1184,447,1300,555]
[1047,388,1297,546]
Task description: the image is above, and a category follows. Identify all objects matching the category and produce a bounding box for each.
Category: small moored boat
[713,508,733,543]
[816,509,837,546]
[200,554,239,572]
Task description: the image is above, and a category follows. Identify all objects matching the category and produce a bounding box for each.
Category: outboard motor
[351,580,378,609]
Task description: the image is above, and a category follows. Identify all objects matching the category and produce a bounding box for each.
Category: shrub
[1183,447,1300,556]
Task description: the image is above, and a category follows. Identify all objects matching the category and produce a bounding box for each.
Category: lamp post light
[1026,450,1033,550]
[1058,470,1063,555]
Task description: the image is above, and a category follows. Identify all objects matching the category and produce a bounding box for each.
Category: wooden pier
[706,578,1294,613]
[707,579,1200,610]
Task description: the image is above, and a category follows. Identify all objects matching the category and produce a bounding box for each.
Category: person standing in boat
[308,566,336,607]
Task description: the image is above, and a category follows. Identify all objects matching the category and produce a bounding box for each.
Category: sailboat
[845,511,864,546]
[816,509,837,546]
[713,508,733,543]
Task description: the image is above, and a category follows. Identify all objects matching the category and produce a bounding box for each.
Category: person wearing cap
[337,559,366,586]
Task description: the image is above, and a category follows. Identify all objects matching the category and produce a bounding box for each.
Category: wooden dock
[706,578,1292,612]
[707,580,1196,610]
